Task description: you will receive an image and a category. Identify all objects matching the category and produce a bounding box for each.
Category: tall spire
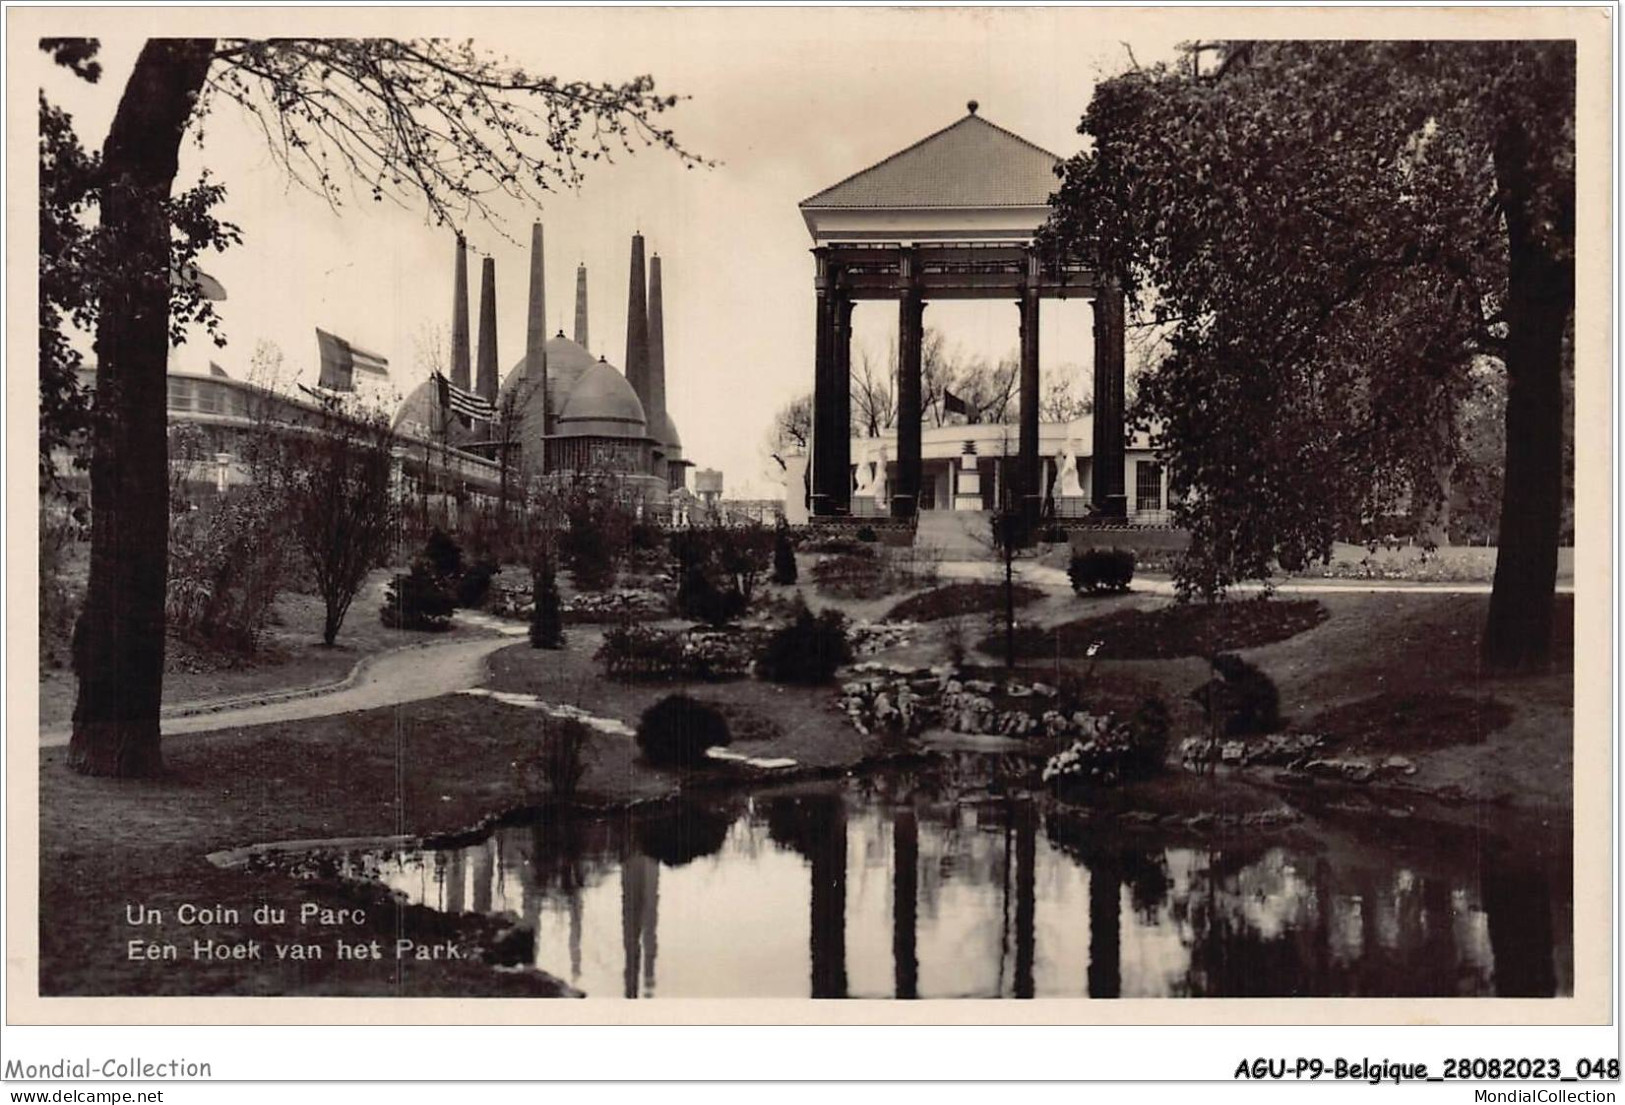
[574,263,590,351]
[476,255,499,404]
[525,222,550,435]
[451,234,471,390]
[647,253,668,444]
[624,233,650,407]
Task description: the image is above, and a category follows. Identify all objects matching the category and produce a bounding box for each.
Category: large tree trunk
[69,40,215,776]
[1481,112,1573,674]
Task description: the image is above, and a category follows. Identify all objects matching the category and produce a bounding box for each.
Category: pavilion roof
[801,112,1063,210]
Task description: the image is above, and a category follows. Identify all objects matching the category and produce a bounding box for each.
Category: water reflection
[332,778,1568,999]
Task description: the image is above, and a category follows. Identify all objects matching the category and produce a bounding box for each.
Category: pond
[290,770,1571,998]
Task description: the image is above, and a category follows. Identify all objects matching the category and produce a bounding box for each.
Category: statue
[853,440,879,498]
[1055,422,1085,499]
[871,442,889,506]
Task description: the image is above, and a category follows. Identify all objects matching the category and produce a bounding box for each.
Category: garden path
[38,616,527,746]
[936,560,1577,595]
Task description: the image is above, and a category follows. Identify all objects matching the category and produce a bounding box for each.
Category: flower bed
[487,582,668,624]
[834,662,1134,745]
[596,623,760,681]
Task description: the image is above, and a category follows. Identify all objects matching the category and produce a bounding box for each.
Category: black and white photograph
[7,3,1613,1043]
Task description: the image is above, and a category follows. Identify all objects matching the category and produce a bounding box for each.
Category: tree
[56,37,701,775]
[272,394,399,646]
[38,93,99,498]
[850,345,895,436]
[1044,41,1572,669]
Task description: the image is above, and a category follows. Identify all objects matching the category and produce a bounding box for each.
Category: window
[1136,461,1163,513]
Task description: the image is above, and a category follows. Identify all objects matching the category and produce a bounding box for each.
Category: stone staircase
[913,509,994,559]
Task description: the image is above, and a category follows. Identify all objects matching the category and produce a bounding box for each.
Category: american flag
[435,372,495,422]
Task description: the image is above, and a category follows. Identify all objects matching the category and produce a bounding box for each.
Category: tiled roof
[801,113,1063,210]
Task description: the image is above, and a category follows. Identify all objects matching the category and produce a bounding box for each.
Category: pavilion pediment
[801,111,1063,217]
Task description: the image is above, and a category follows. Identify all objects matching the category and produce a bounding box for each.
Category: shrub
[629,520,666,551]
[772,525,798,585]
[717,524,775,603]
[676,563,746,626]
[423,528,463,580]
[536,718,592,797]
[1068,547,1135,594]
[379,559,456,631]
[1190,653,1280,736]
[167,492,298,651]
[560,492,634,591]
[456,557,498,609]
[529,553,564,649]
[756,600,852,685]
[636,694,732,767]
[856,524,878,542]
[1040,524,1069,544]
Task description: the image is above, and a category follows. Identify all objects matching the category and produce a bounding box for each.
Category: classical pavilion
[797,103,1167,527]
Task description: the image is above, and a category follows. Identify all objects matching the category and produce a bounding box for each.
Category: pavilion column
[810,250,845,517]
[831,295,855,515]
[1091,278,1128,517]
[895,283,925,519]
[1017,285,1042,532]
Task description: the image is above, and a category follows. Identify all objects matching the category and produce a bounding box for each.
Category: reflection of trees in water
[893,806,920,999]
[765,793,849,998]
[1482,854,1558,997]
[1044,810,1171,998]
[634,801,736,867]
[620,852,660,998]
[1158,848,1510,997]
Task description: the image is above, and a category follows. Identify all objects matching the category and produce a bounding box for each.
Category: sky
[32,8,1189,497]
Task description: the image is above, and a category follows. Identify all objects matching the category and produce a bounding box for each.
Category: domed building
[396,226,693,506]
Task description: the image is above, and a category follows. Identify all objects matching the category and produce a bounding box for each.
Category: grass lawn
[38,569,480,728]
[36,627,870,996]
[35,585,1573,996]
[981,598,1331,661]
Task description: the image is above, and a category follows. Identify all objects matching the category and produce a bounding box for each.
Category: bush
[455,557,498,609]
[560,492,634,592]
[529,553,564,649]
[167,492,298,651]
[535,717,592,797]
[424,528,463,580]
[1068,547,1135,594]
[1040,524,1069,544]
[1190,653,1280,736]
[379,559,456,631]
[771,524,798,585]
[636,694,732,767]
[756,600,852,685]
[676,563,746,626]
[856,524,878,542]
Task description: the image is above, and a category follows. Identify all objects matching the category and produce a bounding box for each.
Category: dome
[501,332,598,420]
[555,357,648,439]
[393,377,479,445]
[652,410,683,461]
